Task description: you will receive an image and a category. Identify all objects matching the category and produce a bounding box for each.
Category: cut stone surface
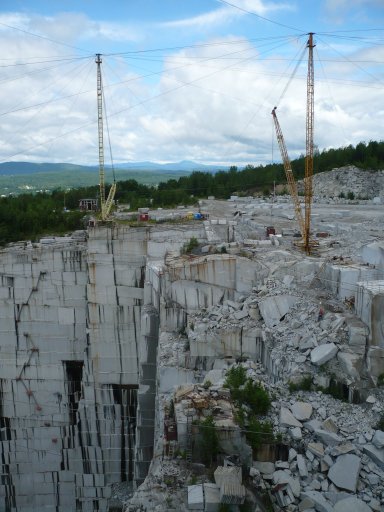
[328,454,361,492]
[304,419,322,433]
[298,497,315,511]
[300,491,334,512]
[258,294,298,328]
[297,454,308,478]
[280,407,303,428]
[310,343,338,366]
[252,461,275,474]
[290,427,302,440]
[322,417,338,433]
[288,448,297,462]
[314,429,342,446]
[188,485,204,510]
[331,442,355,456]
[333,497,372,512]
[307,442,324,458]
[362,443,384,470]
[273,470,301,498]
[292,402,313,421]
[337,352,361,380]
[372,430,384,449]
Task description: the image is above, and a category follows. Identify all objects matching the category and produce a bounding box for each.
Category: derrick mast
[95,53,116,221]
[304,33,315,254]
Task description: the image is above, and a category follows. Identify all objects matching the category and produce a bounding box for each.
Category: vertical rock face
[0,224,207,510]
[0,228,147,511]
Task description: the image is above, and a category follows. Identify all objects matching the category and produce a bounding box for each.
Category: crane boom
[95,53,116,221]
[304,33,315,254]
[271,107,305,239]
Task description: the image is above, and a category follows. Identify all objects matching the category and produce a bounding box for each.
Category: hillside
[298,165,384,200]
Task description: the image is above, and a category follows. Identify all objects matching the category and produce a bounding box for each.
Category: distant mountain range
[0,160,226,175]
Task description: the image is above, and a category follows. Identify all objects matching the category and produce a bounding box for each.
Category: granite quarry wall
[0,221,383,510]
[0,224,206,511]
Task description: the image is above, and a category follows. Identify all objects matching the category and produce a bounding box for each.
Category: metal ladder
[185,413,193,462]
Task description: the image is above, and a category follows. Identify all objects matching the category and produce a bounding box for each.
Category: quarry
[0,166,384,512]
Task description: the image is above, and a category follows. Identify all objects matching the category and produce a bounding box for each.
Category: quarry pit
[1,169,384,511]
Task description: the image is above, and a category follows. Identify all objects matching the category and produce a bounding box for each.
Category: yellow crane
[271,106,305,238]
[271,33,316,254]
[95,54,116,221]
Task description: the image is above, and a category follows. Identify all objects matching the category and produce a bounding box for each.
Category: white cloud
[162,0,294,29]
[0,10,383,167]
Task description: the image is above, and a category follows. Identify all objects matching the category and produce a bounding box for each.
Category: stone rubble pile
[186,274,365,388]
[251,385,384,511]
[297,166,384,200]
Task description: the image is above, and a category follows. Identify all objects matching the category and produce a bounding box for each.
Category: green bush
[288,375,313,392]
[182,236,199,254]
[246,418,275,450]
[199,415,219,465]
[347,191,355,200]
[242,379,270,415]
[225,365,270,415]
[377,373,384,387]
[224,366,247,390]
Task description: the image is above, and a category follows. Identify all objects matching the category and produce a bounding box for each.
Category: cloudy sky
[0,0,383,166]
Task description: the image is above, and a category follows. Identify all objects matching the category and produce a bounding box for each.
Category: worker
[318,306,324,322]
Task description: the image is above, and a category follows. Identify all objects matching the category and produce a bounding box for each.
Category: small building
[79,198,98,212]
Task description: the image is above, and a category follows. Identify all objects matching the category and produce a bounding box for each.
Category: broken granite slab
[188,485,204,510]
[362,443,384,470]
[304,419,322,433]
[258,294,298,327]
[310,343,338,366]
[252,461,275,474]
[328,453,361,492]
[337,352,361,380]
[372,430,384,449]
[307,442,324,458]
[314,429,342,446]
[292,402,313,421]
[322,417,338,433]
[333,496,371,512]
[297,454,308,478]
[273,470,300,498]
[280,407,303,428]
[300,491,334,512]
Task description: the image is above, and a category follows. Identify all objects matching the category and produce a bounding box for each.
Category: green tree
[199,415,219,466]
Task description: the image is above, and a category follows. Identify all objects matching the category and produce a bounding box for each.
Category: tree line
[1,140,383,245]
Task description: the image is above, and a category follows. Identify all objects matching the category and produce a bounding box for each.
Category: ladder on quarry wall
[185,413,193,463]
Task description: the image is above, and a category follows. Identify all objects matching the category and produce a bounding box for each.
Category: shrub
[377,373,384,387]
[225,365,270,415]
[242,379,270,415]
[199,415,219,465]
[182,237,199,254]
[246,418,275,450]
[224,365,247,391]
[347,191,355,200]
[203,380,212,389]
[375,414,384,431]
[288,375,313,392]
